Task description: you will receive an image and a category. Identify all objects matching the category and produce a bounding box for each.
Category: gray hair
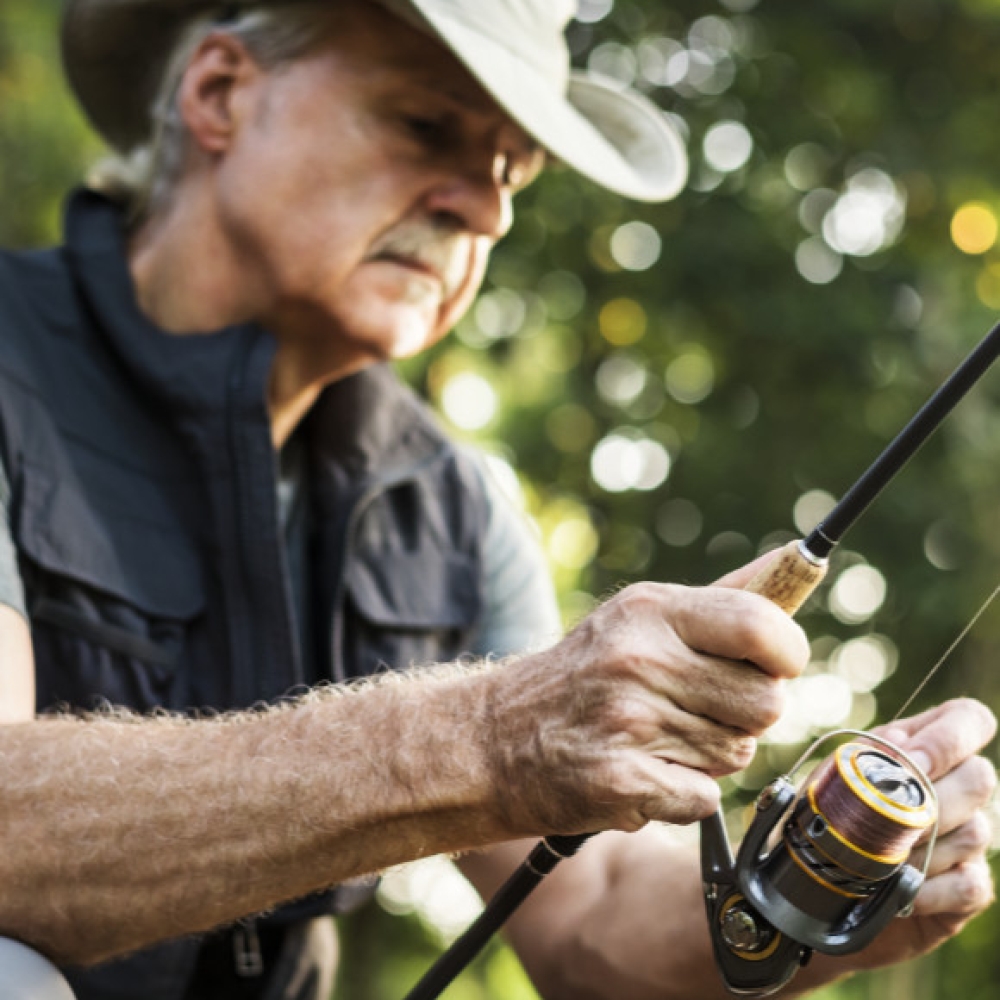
[86,3,343,225]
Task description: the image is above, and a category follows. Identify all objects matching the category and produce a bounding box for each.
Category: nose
[424,149,514,242]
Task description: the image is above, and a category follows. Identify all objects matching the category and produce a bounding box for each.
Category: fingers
[666,656,785,736]
[910,813,992,875]
[875,700,997,929]
[910,860,995,918]
[488,577,810,837]
[633,694,760,774]
[877,698,997,779]
[922,756,997,839]
[661,583,810,681]
[617,754,723,828]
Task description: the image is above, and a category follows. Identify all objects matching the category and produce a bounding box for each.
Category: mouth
[370,252,444,285]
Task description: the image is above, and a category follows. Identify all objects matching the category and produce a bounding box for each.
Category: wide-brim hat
[61,0,688,203]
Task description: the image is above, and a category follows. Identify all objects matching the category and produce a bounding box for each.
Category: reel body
[702,732,937,997]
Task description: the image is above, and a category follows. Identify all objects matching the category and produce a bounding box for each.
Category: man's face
[209,3,544,370]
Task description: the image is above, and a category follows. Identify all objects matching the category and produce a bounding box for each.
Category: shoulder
[0,246,73,307]
[0,247,80,374]
[458,448,563,658]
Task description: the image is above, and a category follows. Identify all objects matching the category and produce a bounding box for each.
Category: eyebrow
[396,79,542,151]
[403,78,496,115]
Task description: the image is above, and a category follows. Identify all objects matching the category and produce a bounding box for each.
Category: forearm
[0,668,507,966]
[491,829,852,1000]
[0,577,817,970]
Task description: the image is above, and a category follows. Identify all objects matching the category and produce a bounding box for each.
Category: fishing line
[891,578,1000,723]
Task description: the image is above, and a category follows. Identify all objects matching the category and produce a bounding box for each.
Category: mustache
[368,218,470,296]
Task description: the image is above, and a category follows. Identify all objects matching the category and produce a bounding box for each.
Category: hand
[810,698,997,981]
[484,576,810,838]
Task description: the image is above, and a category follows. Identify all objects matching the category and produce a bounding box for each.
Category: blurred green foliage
[4,0,1000,998]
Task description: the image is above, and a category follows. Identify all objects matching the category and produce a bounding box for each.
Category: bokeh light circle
[441,373,497,430]
[702,121,753,173]
[828,564,887,624]
[951,202,998,255]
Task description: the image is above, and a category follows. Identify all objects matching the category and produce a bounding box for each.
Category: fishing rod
[405,317,1000,1000]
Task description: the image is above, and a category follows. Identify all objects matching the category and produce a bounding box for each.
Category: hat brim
[406,3,688,202]
[62,0,688,203]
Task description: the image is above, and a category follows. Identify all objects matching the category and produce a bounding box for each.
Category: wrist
[314,663,515,854]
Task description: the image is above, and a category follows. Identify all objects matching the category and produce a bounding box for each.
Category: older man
[0,1,993,999]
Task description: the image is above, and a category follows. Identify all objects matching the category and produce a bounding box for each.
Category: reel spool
[702,730,938,997]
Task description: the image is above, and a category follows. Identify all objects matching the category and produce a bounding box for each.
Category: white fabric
[0,939,76,1000]
[401,0,689,201]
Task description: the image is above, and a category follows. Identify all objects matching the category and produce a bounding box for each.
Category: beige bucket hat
[61,0,688,203]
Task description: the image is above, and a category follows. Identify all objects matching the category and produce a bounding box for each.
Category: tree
[3,1,998,998]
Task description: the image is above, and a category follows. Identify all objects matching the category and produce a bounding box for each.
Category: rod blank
[807,318,1000,559]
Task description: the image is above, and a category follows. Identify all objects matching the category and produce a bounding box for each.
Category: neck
[127,183,360,449]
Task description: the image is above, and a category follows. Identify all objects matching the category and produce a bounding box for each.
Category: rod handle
[744,540,828,616]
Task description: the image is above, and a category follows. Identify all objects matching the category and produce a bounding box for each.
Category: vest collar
[63,188,274,424]
[63,188,453,479]
[307,364,449,484]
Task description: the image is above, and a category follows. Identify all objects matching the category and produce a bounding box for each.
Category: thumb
[712,548,782,590]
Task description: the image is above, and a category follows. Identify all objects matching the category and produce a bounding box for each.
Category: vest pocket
[14,466,206,712]
[31,597,181,670]
[343,546,482,677]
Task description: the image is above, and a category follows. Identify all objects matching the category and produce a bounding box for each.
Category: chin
[387,324,437,359]
[344,306,445,361]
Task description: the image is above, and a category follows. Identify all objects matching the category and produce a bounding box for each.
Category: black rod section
[805,318,1000,559]
[404,318,1000,1000]
[404,834,591,1000]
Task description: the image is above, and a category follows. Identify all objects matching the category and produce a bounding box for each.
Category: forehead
[318,1,513,117]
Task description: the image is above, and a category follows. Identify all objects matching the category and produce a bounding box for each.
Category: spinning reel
[702,730,938,997]
[405,319,999,1000]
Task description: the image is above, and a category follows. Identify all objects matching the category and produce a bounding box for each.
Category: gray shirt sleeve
[0,458,26,620]
[468,454,563,659]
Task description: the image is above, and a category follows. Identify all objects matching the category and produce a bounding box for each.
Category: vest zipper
[233,918,265,977]
[225,330,303,704]
[225,335,264,706]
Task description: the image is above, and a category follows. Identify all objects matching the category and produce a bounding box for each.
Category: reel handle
[700,539,828,996]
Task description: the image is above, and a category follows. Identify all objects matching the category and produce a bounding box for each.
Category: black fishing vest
[0,191,488,999]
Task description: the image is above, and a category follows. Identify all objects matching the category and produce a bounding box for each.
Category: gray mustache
[369,219,468,296]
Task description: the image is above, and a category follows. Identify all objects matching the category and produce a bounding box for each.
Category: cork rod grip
[745,540,828,616]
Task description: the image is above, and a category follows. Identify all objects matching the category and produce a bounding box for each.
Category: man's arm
[460,698,996,1000]
[0,576,808,967]
[0,606,33,724]
[0,454,808,968]
[0,461,33,723]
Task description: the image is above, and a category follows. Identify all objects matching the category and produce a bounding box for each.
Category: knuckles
[749,682,786,733]
[961,812,993,854]
[610,581,675,620]
[729,735,758,772]
[963,755,998,806]
[715,591,811,679]
[602,695,661,741]
[951,697,999,741]
[958,861,995,910]
[699,728,758,773]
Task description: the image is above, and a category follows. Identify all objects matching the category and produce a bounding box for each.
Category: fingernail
[909,750,933,775]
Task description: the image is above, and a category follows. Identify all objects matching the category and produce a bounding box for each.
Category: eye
[502,146,546,191]
[402,114,451,146]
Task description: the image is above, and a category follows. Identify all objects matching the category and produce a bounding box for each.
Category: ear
[176,33,261,156]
